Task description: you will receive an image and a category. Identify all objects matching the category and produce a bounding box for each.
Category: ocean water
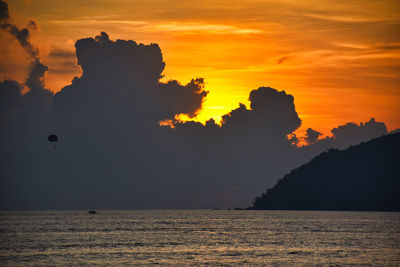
[0,210,399,266]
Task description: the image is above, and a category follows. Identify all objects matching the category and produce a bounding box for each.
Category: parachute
[48,134,58,149]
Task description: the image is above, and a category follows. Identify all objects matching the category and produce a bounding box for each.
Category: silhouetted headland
[249,133,400,211]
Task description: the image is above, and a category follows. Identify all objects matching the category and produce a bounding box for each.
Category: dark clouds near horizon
[0,2,390,209]
[0,0,52,118]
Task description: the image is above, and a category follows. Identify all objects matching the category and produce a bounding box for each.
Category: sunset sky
[1,0,399,136]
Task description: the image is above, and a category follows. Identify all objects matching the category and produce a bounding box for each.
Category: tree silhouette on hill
[249,133,400,211]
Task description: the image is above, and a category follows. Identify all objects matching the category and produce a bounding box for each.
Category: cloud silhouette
[305,128,322,144]
[210,87,301,143]
[0,79,22,113]
[0,0,38,59]
[156,78,208,119]
[276,56,289,65]
[0,27,392,209]
[300,118,389,156]
[53,32,207,124]
[48,49,76,60]
[175,86,301,146]
[0,0,52,119]
[330,118,387,148]
[0,0,9,21]
[27,19,38,30]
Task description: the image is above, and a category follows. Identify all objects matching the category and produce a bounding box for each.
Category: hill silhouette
[249,133,400,211]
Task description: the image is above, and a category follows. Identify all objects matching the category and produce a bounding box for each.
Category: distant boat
[88,210,97,214]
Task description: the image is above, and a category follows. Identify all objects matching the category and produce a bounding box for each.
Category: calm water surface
[0,210,399,266]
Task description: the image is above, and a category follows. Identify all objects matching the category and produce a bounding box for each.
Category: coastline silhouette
[249,133,400,211]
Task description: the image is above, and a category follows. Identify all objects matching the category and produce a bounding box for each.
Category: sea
[0,210,399,266]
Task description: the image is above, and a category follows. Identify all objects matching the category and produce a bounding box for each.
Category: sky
[0,0,398,209]
[1,0,399,136]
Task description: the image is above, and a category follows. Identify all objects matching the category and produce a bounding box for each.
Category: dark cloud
[1,22,38,58]
[49,68,78,74]
[305,128,322,144]
[0,0,39,59]
[300,118,388,158]
[47,48,79,74]
[0,28,392,209]
[276,56,289,65]
[0,1,52,116]
[76,32,164,84]
[372,43,400,50]
[330,118,387,148]
[0,0,9,21]
[27,19,38,30]
[212,87,301,143]
[248,87,300,135]
[156,78,208,119]
[54,32,207,123]
[26,60,48,92]
[22,60,52,110]
[288,133,299,145]
[170,87,305,208]
[48,49,76,60]
[0,79,22,113]
[56,61,78,68]
[0,60,52,119]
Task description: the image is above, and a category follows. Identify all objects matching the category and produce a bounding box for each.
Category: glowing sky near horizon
[1,0,399,136]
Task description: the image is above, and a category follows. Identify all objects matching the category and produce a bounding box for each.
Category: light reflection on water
[0,210,399,266]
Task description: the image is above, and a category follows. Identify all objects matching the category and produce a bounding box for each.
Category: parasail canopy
[48,134,58,142]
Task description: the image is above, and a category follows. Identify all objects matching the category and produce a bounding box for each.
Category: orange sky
[1,0,399,136]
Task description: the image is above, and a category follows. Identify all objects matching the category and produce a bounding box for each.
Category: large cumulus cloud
[219,87,301,138]
[53,32,207,124]
[0,20,392,208]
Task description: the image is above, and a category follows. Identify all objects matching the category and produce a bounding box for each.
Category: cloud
[48,19,262,35]
[0,0,45,74]
[48,49,76,60]
[276,56,289,65]
[218,87,301,139]
[27,19,38,30]
[330,118,387,148]
[1,32,304,209]
[174,86,302,143]
[371,43,400,51]
[54,32,206,123]
[0,0,38,58]
[22,60,53,110]
[0,29,392,209]
[0,0,9,21]
[76,32,164,83]
[302,118,388,153]
[0,1,52,115]
[0,1,56,111]
[288,133,299,146]
[0,79,22,113]
[153,22,262,35]
[0,65,52,119]
[156,78,208,119]
[305,128,322,144]
[331,42,400,53]
[303,13,391,23]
